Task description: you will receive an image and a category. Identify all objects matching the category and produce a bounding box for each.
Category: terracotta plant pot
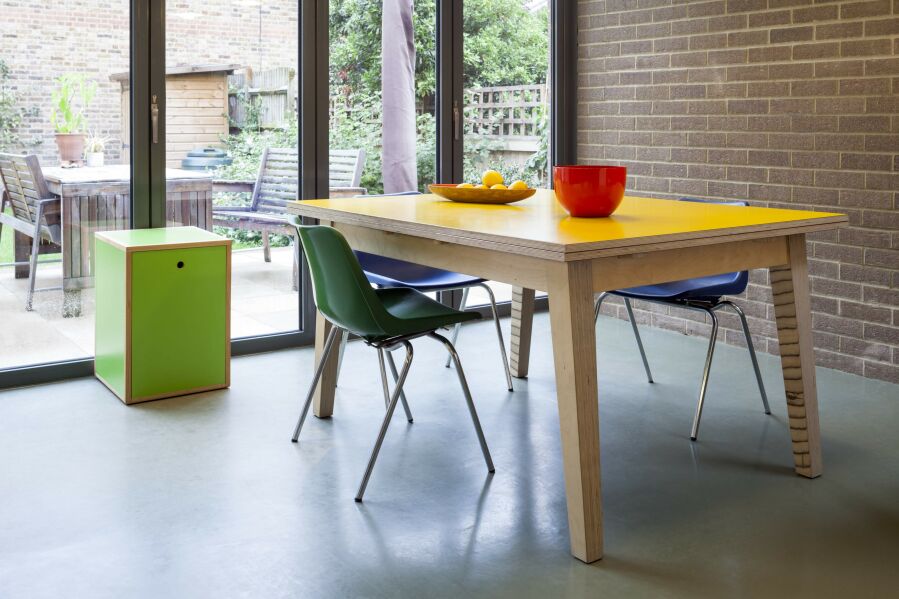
[55,133,85,164]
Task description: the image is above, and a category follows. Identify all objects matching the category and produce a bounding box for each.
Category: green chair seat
[370,287,481,342]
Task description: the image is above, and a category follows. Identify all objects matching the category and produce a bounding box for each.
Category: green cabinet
[94,227,231,404]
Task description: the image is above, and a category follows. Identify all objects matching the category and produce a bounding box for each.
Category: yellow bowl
[428,184,536,205]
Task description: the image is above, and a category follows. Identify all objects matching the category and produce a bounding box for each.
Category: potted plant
[84,133,110,167]
[50,73,97,164]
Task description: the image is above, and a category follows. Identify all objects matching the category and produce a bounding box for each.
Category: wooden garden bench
[212,147,365,288]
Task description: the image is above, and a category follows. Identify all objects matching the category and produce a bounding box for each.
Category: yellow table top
[287,190,846,259]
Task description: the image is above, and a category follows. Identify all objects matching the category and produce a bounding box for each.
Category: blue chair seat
[355,251,485,292]
[614,271,748,303]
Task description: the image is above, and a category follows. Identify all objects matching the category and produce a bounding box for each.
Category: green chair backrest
[289,216,395,338]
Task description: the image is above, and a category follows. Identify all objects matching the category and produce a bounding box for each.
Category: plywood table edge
[288,202,848,263]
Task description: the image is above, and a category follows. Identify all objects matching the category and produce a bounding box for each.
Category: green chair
[289,217,495,501]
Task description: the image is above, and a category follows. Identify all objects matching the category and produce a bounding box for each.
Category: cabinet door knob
[177,261,184,269]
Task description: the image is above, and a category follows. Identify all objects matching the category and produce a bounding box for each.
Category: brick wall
[0,0,297,166]
[577,0,899,383]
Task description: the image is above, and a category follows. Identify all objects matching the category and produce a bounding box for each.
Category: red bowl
[553,165,627,217]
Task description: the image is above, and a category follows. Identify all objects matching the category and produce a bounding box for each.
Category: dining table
[286,189,847,563]
[22,165,214,316]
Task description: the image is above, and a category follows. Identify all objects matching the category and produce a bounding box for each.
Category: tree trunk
[381,0,417,193]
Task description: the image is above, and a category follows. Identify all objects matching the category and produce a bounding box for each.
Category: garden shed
[111,64,239,168]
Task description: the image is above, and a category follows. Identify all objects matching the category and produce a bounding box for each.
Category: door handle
[151,95,159,144]
[452,100,460,141]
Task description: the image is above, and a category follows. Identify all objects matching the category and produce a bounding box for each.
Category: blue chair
[594,198,770,440]
[336,191,514,392]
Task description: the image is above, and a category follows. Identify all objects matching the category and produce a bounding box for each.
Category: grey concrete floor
[1,313,898,598]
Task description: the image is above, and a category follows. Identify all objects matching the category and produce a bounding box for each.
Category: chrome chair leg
[595,292,653,384]
[292,326,340,442]
[429,332,495,473]
[444,287,469,368]
[690,308,719,441]
[593,291,609,322]
[720,301,771,415]
[356,341,414,502]
[479,283,514,391]
[623,298,654,384]
[379,347,413,423]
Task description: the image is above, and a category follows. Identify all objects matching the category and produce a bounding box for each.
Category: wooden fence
[464,84,547,139]
[228,67,297,129]
[230,72,545,142]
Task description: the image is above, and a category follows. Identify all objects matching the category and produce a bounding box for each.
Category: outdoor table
[32,165,214,315]
[287,189,847,563]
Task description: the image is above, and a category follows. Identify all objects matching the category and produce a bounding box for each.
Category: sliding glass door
[161,1,307,344]
[0,1,133,374]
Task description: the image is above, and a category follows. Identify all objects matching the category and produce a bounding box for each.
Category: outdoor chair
[0,153,62,311]
[334,191,514,393]
[594,197,770,441]
[212,147,366,288]
[289,218,494,502]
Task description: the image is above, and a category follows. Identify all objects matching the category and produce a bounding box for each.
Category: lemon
[509,180,528,190]
[481,169,504,187]
[456,182,474,188]
[475,184,488,189]
[490,183,508,190]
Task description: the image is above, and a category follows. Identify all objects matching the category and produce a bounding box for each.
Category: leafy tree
[329,0,548,100]
[0,59,39,150]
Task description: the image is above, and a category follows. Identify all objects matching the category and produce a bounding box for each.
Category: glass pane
[463,0,550,305]
[0,3,130,369]
[165,1,300,339]
[329,0,437,196]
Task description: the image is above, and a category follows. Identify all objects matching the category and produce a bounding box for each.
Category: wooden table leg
[312,310,340,418]
[548,262,603,562]
[770,234,822,478]
[510,286,535,378]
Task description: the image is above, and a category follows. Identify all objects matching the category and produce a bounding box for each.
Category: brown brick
[726,0,767,13]
[770,168,815,186]
[793,151,839,169]
[840,263,893,285]
[747,10,791,28]
[748,46,792,64]
[748,81,791,97]
[816,22,865,40]
[811,276,863,300]
[865,58,899,76]
[793,5,839,23]
[839,78,892,96]
[770,132,815,150]
[671,52,708,67]
[865,134,899,151]
[841,153,894,171]
[727,65,769,81]
[794,115,839,132]
[728,30,769,47]
[709,49,748,65]
[864,361,899,384]
[842,301,893,324]
[866,96,899,113]
[815,133,866,151]
[839,115,891,132]
[816,170,867,189]
[865,323,899,345]
[864,18,899,37]
[769,62,815,80]
[841,39,893,57]
[691,33,729,50]
[861,209,899,229]
[816,97,866,114]
[727,99,769,114]
[690,1,727,17]
[840,0,892,19]
[770,26,814,44]
[843,338,893,362]
[793,43,840,60]
[839,226,894,248]
[655,37,689,52]
[815,60,865,78]
[865,248,899,267]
